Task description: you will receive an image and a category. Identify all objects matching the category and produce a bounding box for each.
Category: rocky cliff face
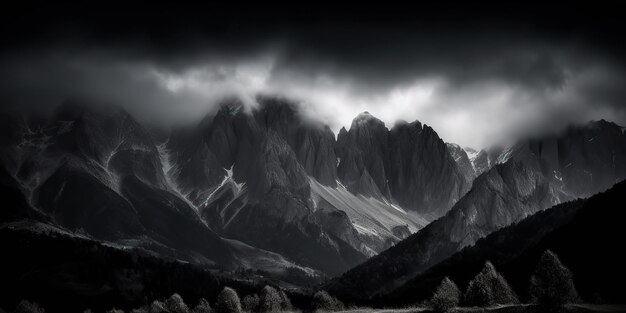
[164,129,224,205]
[336,112,391,200]
[0,102,327,277]
[255,96,339,187]
[519,120,626,197]
[387,122,469,218]
[183,101,464,269]
[0,95,497,277]
[327,119,626,298]
[172,100,367,275]
[446,143,476,184]
[471,146,505,176]
[2,103,238,267]
[337,114,470,218]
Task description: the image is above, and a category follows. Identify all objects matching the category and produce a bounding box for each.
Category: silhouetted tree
[216,287,242,313]
[242,294,259,312]
[430,277,460,312]
[464,261,519,306]
[530,250,579,307]
[130,306,149,313]
[150,300,168,313]
[279,290,293,311]
[13,300,45,313]
[311,290,342,312]
[191,298,212,313]
[259,286,282,312]
[166,293,190,313]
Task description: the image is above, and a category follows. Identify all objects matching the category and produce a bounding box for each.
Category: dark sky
[1,2,625,147]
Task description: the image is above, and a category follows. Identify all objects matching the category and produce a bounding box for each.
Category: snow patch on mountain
[352,223,381,238]
[200,166,249,229]
[464,147,479,162]
[202,165,246,207]
[157,142,201,212]
[309,177,428,253]
[495,146,515,164]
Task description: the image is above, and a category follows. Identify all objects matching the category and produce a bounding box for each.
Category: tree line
[10,286,346,313]
[429,250,578,312]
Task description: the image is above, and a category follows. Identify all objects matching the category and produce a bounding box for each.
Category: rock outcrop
[337,115,470,218]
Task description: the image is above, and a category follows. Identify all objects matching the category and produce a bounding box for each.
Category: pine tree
[430,277,460,312]
[216,287,243,313]
[530,250,579,306]
[150,300,168,313]
[259,286,282,312]
[192,298,212,313]
[13,300,45,313]
[166,293,190,313]
[464,261,519,306]
[242,294,260,312]
[279,290,293,311]
[311,290,339,312]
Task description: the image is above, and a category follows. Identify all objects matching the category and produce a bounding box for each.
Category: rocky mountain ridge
[0,96,472,277]
[326,119,626,298]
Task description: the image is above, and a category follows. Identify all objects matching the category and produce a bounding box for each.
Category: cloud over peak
[1,3,625,148]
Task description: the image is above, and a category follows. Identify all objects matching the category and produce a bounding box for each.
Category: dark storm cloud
[1,2,625,147]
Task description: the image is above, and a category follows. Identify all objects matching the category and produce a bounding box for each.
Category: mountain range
[0,96,470,278]
[1,95,625,300]
[327,119,626,298]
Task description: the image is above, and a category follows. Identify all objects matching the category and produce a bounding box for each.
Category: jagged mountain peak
[350,111,387,130]
[356,110,373,118]
[446,142,462,150]
[337,111,470,217]
[464,146,478,154]
[217,97,247,115]
[446,142,476,184]
[390,119,423,133]
[585,119,623,131]
[14,94,598,281]
[328,116,626,299]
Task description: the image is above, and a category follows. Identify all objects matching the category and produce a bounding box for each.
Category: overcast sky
[1,3,625,148]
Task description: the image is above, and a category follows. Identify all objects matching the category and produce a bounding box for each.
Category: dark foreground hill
[377,179,626,307]
[0,223,256,313]
[0,222,324,313]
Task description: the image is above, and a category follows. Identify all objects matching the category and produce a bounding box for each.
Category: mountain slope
[168,100,369,275]
[0,166,47,223]
[255,96,339,187]
[326,159,565,299]
[310,178,429,254]
[516,120,626,197]
[327,120,626,298]
[3,99,377,277]
[0,103,325,277]
[163,97,467,273]
[0,221,261,313]
[383,179,626,306]
[446,143,476,184]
